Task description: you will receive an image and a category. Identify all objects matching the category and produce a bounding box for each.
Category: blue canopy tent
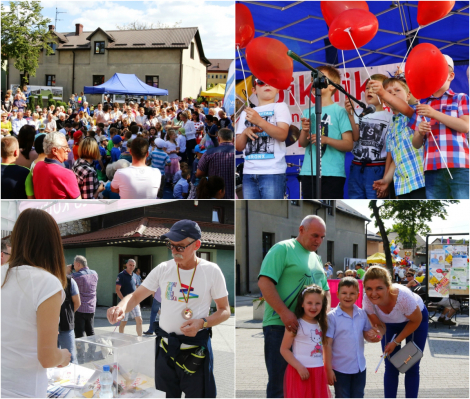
[235,1,469,199]
[83,73,168,96]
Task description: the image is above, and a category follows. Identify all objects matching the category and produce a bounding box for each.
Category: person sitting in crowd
[11,110,27,136]
[336,270,344,279]
[15,125,38,169]
[196,175,225,199]
[1,136,29,199]
[1,112,12,136]
[102,159,130,199]
[25,134,47,199]
[72,137,105,199]
[111,137,161,199]
[33,132,81,199]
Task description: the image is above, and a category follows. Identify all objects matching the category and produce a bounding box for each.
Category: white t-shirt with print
[1,265,65,398]
[352,110,393,164]
[236,102,291,175]
[363,283,424,323]
[292,319,325,368]
[141,258,228,335]
[111,166,161,199]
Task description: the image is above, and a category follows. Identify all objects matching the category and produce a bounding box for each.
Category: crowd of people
[236,55,469,200]
[1,94,235,199]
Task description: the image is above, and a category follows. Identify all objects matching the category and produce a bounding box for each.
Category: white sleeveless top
[363,283,424,323]
[292,319,324,368]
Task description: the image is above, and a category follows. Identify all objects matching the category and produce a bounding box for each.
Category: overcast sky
[3,0,234,59]
[345,200,469,238]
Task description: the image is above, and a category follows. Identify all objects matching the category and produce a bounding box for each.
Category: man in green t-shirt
[258,215,331,398]
[356,263,365,279]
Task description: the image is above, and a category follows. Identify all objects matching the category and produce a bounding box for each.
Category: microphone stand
[287,50,368,199]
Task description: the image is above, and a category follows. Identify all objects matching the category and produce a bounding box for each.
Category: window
[212,207,224,223]
[145,75,159,88]
[224,75,226,78]
[216,75,218,79]
[207,74,210,79]
[47,42,56,54]
[403,242,412,249]
[212,75,214,79]
[94,41,105,54]
[190,42,195,59]
[290,201,299,206]
[327,240,334,263]
[262,232,274,259]
[45,75,56,86]
[197,251,211,261]
[93,75,105,86]
[353,244,358,258]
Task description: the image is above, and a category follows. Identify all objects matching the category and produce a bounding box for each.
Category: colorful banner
[11,84,63,100]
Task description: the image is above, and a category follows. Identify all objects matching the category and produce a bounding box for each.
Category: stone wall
[59,219,91,237]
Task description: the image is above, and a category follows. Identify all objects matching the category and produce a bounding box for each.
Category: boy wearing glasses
[107,220,230,398]
[235,75,291,199]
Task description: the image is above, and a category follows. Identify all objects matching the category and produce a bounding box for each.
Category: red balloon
[328,9,378,51]
[236,3,255,49]
[417,1,455,26]
[405,43,448,99]
[321,1,369,27]
[245,37,293,90]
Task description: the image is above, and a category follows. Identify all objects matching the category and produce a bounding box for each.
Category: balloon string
[288,89,303,115]
[420,114,453,179]
[342,50,347,93]
[236,45,249,107]
[344,28,381,105]
[399,26,420,72]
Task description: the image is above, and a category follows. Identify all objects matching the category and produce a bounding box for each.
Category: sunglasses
[254,79,268,87]
[165,239,196,253]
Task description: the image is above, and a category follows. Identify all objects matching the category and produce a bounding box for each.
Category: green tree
[1,1,54,83]
[369,200,458,273]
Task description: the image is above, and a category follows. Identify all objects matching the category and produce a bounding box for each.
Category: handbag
[374,305,423,373]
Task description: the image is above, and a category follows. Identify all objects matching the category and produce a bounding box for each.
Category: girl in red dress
[280,284,332,398]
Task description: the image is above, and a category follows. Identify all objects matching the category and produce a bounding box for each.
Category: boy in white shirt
[235,76,291,199]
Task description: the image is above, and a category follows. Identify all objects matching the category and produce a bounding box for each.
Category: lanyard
[177,259,199,304]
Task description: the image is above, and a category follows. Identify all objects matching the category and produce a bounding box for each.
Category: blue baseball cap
[161,220,201,242]
[194,144,206,154]
[112,135,122,144]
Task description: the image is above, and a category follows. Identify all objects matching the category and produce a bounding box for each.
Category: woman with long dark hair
[1,208,71,397]
[15,125,38,168]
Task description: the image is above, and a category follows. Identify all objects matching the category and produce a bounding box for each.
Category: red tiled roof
[62,217,234,246]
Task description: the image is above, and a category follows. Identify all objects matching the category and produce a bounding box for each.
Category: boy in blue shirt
[300,66,353,199]
[111,135,122,162]
[173,169,190,199]
[325,277,381,398]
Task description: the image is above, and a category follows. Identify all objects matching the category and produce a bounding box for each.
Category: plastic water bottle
[99,365,113,398]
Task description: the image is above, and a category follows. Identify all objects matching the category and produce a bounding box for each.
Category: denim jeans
[58,329,77,364]
[145,298,161,334]
[348,164,385,199]
[243,174,286,199]
[263,325,287,398]
[333,368,366,398]
[425,168,469,199]
[382,307,428,398]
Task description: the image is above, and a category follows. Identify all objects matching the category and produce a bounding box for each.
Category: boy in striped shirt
[150,138,170,199]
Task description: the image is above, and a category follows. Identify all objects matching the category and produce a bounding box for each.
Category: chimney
[75,23,83,36]
[48,25,55,31]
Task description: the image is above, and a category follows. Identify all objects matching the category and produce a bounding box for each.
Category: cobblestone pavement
[94,307,235,398]
[235,296,469,398]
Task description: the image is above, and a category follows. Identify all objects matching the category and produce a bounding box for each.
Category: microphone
[359,104,376,118]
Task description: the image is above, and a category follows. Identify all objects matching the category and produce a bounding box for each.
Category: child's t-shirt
[173,170,183,184]
[151,149,170,174]
[352,110,393,164]
[236,102,291,175]
[177,134,187,153]
[173,178,189,199]
[292,319,324,368]
[111,147,121,163]
[106,138,114,156]
[385,106,425,195]
[407,89,469,171]
[299,103,352,177]
[326,304,372,374]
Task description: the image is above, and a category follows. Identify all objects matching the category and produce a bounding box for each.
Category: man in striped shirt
[150,138,170,198]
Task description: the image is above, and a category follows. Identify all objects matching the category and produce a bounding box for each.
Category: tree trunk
[370,200,393,274]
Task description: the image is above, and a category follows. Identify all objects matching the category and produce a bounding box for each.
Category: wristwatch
[202,318,208,329]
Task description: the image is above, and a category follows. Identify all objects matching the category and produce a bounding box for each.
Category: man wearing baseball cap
[107,219,230,398]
